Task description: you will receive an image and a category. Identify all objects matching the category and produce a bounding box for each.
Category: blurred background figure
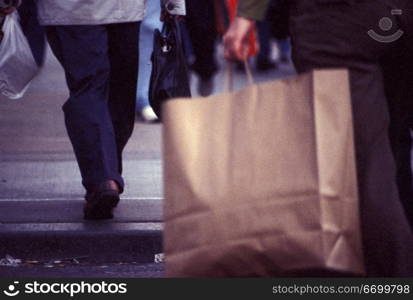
[185,0,219,97]
[256,0,290,72]
[136,0,161,123]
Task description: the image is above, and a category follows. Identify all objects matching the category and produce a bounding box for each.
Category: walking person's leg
[289,0,413,276]
[185,0,218,96]
[137,0,161,122]
[382,49,413,230]
[382,1,413,229]
[277,38,290,63]
[106,22,140,175]
[256,20,278,71]
[46,25,123,219]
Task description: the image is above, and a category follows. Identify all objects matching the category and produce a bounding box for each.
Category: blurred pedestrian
[224,0,413,277]
[35,0,185,220]
[255,0,290,71]
[186,0,218,97]
[256,20,278,71]
[136,0,161,123]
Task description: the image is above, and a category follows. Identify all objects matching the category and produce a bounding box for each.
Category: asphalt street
[0,44,295,278]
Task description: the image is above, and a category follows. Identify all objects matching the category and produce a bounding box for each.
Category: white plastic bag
[0,11,39,99]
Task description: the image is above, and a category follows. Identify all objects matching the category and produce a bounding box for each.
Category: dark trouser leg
[257,20,272,63]
[289,0,413,276]
[107,22,140,174]
[185,0,218,79]
[382,51,413,230]
[46,25,124,192]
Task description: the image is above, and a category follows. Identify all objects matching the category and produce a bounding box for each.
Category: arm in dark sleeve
[237,0,270,20]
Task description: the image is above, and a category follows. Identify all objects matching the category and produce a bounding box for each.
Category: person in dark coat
[224,0,413,277]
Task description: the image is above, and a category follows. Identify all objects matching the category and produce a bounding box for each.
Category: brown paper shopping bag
[162,69,365,277]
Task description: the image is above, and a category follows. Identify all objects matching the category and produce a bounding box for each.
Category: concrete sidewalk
[0,46,295,273]
[0,49,166,266]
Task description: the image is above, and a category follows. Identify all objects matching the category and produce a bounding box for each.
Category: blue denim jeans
[136,0,162,111]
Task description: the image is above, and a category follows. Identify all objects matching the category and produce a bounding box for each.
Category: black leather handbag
[149,19,191,119]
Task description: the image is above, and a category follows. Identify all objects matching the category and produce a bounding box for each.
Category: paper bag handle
[224,60,255,92]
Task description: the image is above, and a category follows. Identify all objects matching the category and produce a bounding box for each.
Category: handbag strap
[161,18,184,47]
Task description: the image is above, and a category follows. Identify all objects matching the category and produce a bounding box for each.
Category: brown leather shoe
[84,180,120,220]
